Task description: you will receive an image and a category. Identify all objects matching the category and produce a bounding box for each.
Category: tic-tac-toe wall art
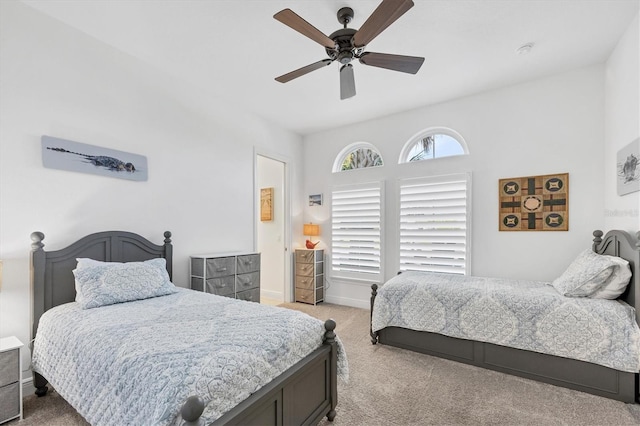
[499,173,569,231]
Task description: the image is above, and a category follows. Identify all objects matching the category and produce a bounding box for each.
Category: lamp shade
[303,223,320,237]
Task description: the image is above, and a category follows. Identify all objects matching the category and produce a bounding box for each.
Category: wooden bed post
[592,229,603,250]
[30,232,50,397]
[164,231,173,280]
[31,231,45,341]
[323,319,338,422]
[370,284,378,344]
[181,395,205,426]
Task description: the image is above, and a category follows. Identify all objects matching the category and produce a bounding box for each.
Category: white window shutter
[399,174,470,274]
[331,182,383,281]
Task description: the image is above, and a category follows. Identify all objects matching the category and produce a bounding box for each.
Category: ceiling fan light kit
[274,0,425,100]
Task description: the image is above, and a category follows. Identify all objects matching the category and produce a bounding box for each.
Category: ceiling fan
[274,0,425,100]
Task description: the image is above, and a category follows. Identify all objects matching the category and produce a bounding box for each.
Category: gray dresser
[295,249,324,305]
[0,336,23,424]
[190,252,261,303]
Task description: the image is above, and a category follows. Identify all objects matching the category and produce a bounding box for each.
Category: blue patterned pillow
[73,258,176,309]
[551,249,617,297]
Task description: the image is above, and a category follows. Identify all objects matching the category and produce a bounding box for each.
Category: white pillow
[589,256,632,299]
[76,258,111,269]
[551,249,617,297]
[73,258,176,309]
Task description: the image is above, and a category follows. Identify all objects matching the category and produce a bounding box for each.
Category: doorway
[256,154,289,304]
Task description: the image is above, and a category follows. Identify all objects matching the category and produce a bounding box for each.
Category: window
[333,142,383,172]
[331,182,383,282]
[399,173,470,274]
[399,128,467,163]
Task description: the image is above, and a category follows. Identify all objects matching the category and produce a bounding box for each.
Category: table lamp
[303,223,320,249]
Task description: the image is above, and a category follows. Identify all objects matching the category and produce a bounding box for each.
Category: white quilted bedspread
[372,271,640,372]
[32,289,348,425]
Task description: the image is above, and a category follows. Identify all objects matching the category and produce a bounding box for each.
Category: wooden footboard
[183,319,339,425]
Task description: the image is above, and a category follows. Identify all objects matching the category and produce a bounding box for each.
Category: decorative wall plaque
[499,173,568,231]
[260,187,273,222]
[41,135,148,181]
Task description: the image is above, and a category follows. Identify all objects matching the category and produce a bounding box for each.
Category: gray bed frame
[370,229,640,403]
[30,230,338,425]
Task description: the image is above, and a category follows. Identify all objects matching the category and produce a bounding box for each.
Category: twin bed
[370,229,640,403]
[30,230,346,425]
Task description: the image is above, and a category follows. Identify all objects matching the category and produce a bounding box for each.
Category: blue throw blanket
[372,271,640,372]
[32,289,348,425]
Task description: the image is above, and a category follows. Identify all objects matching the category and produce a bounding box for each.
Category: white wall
[0,1,303,377]
[604,13,640,233]
[303,65,606,308]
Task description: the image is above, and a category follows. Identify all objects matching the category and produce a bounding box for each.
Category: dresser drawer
[206,257,236,278]
[295,274,323,290]
[191,257,205,277]
[191,277,204,292]
[296,275,315,290]
[295,288,323,304]
[236,287,260,303]
[0,382,20,423]
[295,250,324,264]
[205,276,236,297]
[236,271,260,292]
[237,254,260,274]
[295,263,316,277]
[0,348,19,387]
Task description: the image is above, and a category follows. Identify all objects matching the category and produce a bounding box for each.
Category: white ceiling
[22,0,640,136]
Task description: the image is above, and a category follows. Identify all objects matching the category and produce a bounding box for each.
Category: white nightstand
[0,336,23,424]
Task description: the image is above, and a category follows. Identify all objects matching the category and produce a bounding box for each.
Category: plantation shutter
[399,174,470,274]
[331,182,383,281]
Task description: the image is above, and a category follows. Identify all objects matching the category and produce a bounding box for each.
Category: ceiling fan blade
[340,64,356,100]
[274,9,336,49]
[353,0,414,47]
[275,59,333,83]
[359,52,424,74]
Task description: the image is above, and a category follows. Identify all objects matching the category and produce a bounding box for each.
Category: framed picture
[617,138,640,196]
[41,135,148,181]
[309,194,322,206]
[499,173,569,231]
[260,188,273,221]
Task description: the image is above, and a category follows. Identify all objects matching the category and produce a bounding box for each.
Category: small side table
[0,336,23,424]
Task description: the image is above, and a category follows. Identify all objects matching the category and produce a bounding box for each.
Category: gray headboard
[592,229,640,324]
[30,230,173,339]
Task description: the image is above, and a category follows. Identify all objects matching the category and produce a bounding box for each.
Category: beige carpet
[11,302,640,425]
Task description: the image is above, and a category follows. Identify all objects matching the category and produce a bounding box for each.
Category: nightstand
[0,336,23,424]
[294,249,324,305]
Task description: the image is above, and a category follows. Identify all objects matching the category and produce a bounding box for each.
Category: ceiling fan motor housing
[326,28,358,64]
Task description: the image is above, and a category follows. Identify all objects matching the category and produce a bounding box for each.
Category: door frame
[254,148,292,302]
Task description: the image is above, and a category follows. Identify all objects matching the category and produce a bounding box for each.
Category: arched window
[399,128,468,163]
[333,142,383,172]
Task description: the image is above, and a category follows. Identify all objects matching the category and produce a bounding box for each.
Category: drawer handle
[243,259,253,265]
[215,282,228,288]
[217,267,227,272]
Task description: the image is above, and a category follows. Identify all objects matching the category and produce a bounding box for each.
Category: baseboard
[261,289,284,300]
[324,295,369,309]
